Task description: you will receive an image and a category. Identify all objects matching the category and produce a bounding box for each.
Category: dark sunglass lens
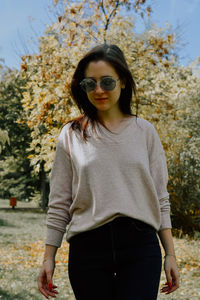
[101,77,116,91]
[86,79,96,92]
[80,79,96,92]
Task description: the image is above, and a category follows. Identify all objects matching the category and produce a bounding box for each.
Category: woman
[38,44,180,299]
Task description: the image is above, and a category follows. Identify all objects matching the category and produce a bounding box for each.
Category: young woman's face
[84,60,125,115]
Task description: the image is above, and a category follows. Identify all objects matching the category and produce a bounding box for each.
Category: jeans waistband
[108,216,156,232]
[70,216,156,243]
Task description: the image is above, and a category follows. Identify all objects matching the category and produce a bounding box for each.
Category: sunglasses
[80,76,120,93]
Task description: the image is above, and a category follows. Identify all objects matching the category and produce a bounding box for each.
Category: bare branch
[64,18,98,42]
[100,0,120,42]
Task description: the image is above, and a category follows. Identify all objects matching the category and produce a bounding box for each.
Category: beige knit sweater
[45,116,172,247]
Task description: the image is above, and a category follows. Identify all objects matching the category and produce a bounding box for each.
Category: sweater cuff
[159,213,172,231]
[45,227,65,248]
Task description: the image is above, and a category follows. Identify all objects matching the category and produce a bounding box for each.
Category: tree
[0,129,9,154]
[18,0,200,229]
[0,68,40,201]
[168,75,200,233]
[20,0,173,173]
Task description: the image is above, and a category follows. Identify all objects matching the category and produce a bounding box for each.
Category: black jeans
[68,216,162,300]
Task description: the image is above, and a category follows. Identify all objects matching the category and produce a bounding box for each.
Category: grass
[0,199,38,209]
[0,209,74,300]
[0,205,200,300]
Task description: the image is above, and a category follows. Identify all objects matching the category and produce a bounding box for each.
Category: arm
[147,125,180,294]
[158,228,180,294]
[38,245,59,299]
[38,124,73,299]
[158,228,175,256]
[43,244,58,262]
[45,131,73,247]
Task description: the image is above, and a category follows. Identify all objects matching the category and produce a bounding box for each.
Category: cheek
[86,93,93,101]
[87,93,96,105]
[113,87,121,100]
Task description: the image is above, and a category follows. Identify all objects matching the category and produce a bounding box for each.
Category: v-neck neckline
[96,116,136,136]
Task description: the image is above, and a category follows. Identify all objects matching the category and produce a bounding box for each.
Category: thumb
[167,281,172,289]
[46,271,53,291]
[164,258,173,289]
[166,270,172,289]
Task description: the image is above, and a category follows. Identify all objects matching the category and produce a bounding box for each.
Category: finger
[47,284,59,296]
[53,285,58,288]
[164,282,179,294]
[51,287,59,295]
[164,268,173,291]
[172,270,180,288]
[47,291,58,298]
[160,281,172,294]
[160,281,169,288]
[48,283,53,292]
[168,282,172,289]
[44,283,59,296]
[169,269,180,292]
[160,287,169,293]
[160,284,171,292]
[160,283,168,290]
[38,275,50,299]
[46,266,53,283]
[165,270,172,286]
[164,282,172,289]
[165,288,176,294]
[38,286,50,300]
[170,281,179,293]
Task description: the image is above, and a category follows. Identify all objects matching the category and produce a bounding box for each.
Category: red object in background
[10,197,17,208]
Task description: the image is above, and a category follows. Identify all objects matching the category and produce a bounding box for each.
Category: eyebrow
[85,75,113,79]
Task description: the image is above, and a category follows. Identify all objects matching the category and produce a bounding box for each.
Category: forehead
[84,60,118,78]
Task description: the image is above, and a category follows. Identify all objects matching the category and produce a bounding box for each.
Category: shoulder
[60,121,73,134]
[135,117,157,135]
[56,121,73,154]
[136,117,163,151]
[58,121,73,139]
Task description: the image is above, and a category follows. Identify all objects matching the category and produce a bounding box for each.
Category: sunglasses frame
[80,76,120,93]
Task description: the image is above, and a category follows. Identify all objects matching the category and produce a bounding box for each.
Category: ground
[0,200,200,299]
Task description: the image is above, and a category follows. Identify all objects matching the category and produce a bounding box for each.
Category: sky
[0,0,200,70]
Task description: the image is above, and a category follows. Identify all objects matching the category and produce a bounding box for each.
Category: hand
[38,258,59,299]
[160,255,180,294]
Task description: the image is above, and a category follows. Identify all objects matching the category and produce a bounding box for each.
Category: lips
[95,98,108,100]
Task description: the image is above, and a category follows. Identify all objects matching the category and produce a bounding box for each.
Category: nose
[94,82,104,93]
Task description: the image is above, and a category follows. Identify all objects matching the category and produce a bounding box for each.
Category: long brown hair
[67,43,138,142]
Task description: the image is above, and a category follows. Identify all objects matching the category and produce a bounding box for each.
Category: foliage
[0,156,38,201]
[0,68,40,200]
[168,88,200,233]
[20,0,177,173]
[0,68,30,156]
[0,129,10,153]
[17,0,200,229]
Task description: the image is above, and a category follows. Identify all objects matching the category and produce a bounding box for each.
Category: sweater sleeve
[147,124,172,230]
[45,126,73,247]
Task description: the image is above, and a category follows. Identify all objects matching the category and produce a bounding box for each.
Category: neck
[97,112,130,125]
